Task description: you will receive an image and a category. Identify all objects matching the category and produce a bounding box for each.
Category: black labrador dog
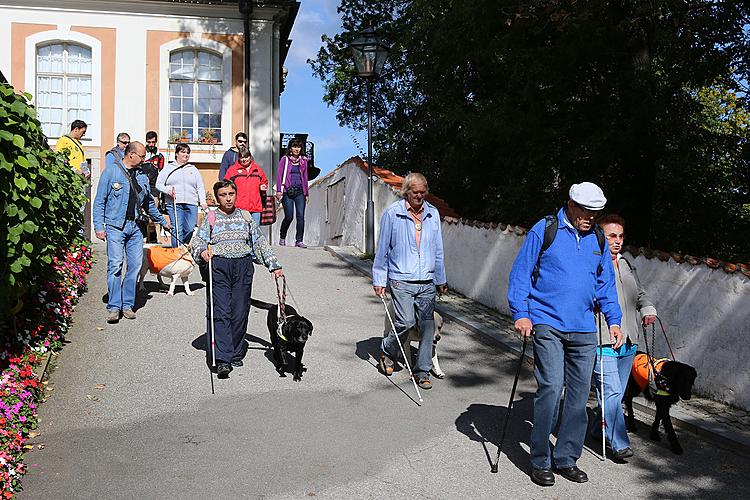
[623,353,697,454]
[251,299,313,381]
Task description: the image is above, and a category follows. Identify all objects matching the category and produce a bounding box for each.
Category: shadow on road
[455,394,534,475]
[355,336,381,362]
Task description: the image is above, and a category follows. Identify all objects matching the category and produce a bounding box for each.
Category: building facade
[0,0,297,224]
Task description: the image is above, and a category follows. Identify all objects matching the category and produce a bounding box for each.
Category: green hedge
[0,83,86,318]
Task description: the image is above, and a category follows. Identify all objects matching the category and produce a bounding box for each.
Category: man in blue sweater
[508,182,623,486]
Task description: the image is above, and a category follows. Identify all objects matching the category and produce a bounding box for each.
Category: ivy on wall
[0,83,87,319]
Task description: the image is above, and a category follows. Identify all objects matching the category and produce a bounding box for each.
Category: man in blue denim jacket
[93,141,171,324]
[373,173,448,390]
[508,182,622,487]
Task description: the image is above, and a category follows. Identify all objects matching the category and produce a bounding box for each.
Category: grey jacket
[600,254,657,345]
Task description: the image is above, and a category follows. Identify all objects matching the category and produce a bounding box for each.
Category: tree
[311,0,750,261]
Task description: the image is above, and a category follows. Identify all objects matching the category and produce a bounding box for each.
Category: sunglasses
[119,140,130,145]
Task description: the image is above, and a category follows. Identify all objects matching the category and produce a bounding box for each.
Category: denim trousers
[381,280,436,377]
[280,190,306,243]
[166,202,198,247]
[105,219,144,312]
[205,256,254,364]
[592,350,636,452]
[530,324,597,470]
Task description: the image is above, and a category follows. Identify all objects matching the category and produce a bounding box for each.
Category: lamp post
[349,27,389,255]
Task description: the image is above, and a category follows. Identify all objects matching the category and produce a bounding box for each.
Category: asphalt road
[21,243,748,499]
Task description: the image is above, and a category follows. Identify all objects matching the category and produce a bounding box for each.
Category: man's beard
[146,145,157,153]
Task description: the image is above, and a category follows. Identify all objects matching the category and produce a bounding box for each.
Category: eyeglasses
[236,139,247,144]
[131,152,147,159]
[573,201,599,216]
[119,140,130,145]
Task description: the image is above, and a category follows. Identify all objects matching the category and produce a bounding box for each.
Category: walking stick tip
[490,463,498,473]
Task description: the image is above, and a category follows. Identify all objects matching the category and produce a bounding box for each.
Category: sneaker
[231,359,244,367]
[106,310,121,324]
[379,353,394,376]
[122,309,137,320]
[279,239,286,246]
[295,242,307,248]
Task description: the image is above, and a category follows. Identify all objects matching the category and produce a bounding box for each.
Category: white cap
[569,182,606,210]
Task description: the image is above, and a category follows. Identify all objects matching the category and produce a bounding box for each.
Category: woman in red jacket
[223,149,268,225]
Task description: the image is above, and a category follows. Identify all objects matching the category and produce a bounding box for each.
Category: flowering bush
[0,243,92,496]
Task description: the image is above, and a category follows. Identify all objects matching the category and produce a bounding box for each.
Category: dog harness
[632,353,671,395]
[147,246,192,274]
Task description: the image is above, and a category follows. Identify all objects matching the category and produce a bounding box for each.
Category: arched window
[169,49,223,143]
[36,42,92,138]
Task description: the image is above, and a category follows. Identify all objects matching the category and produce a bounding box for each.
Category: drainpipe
[239,0,252,133]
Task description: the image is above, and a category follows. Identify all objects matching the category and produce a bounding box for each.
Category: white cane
[207,244,216,394]
[381,295,423,404]
[173,193,180,247]
[598,312,605,460]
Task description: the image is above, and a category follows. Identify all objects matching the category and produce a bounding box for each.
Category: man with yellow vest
[56,119,90,178]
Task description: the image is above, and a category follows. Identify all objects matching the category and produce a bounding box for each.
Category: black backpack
[532,213,607,284]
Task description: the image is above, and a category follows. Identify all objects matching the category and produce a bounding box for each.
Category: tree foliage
[311,0,750,261]
[0,83,86,316]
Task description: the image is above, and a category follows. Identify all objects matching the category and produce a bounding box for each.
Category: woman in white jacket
[156,143,207,247]
[593,213,658,461]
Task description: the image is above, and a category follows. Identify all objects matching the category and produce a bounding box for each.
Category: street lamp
[349,27,389,255]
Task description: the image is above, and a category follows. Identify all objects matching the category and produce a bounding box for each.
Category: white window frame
[25,28,102,145]
[159,38,232,150]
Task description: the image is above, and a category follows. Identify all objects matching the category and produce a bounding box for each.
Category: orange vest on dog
[632,353,668,391]
[147,247,189,274]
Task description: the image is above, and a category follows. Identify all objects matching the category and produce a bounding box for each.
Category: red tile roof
[350,157,461,219]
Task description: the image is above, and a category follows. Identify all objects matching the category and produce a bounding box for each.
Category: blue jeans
[166,202,198,247]
[105,220,144,312]
[280,190,306,243]
[592,350,636,452]
[381,280,436,378]
[530,325,597,470]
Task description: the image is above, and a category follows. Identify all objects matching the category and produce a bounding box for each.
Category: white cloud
[286,1,342,68]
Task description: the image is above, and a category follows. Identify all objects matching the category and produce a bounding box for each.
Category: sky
[280,0,364,177]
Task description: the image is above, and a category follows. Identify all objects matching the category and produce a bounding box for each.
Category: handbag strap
[114,159,142,198]
[64,135,86,158]
[280,156,289,193]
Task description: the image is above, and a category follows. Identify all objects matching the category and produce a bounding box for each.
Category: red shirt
[224,161,268,212]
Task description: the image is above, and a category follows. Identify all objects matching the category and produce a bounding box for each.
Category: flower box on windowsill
[199,138,218,145]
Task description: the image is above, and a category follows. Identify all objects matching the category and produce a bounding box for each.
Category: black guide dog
[251,299,313,381]
[623,353,698,455]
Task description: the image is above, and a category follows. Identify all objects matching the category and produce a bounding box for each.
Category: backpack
[532,213,607,284]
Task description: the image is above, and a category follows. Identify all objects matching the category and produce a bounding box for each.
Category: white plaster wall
[442,222,525,317]
[274,159,400,249]
[625,253,750,408]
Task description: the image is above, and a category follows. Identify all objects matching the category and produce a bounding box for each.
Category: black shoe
[554,466,588,483]
[231,359,244,367]
[216,363,232,378]
[612,447,634,461]
[530,468,555,486]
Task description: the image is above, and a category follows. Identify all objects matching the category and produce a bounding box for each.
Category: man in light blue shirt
[373,173,447,390]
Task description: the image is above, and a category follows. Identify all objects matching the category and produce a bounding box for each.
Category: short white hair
[400,172,429,198]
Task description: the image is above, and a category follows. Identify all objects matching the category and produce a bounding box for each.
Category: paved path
[21,243,749,499]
